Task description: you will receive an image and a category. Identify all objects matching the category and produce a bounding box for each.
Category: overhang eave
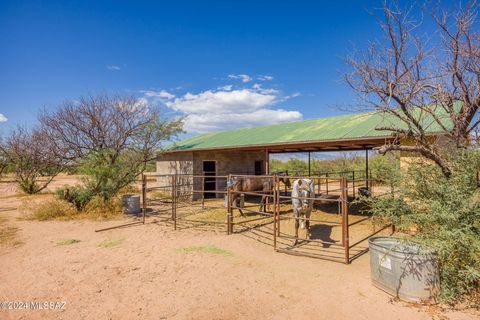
[159,135,398,155]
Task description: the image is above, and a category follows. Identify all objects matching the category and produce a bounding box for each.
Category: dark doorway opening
[203,161,216,198]
[254,161,263,175]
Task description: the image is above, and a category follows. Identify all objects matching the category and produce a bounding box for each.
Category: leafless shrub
[1,127,65,194]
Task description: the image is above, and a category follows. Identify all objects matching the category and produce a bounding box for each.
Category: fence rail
[99,172,393,264]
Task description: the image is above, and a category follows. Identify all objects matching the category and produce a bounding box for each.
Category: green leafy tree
[363,152,480,302]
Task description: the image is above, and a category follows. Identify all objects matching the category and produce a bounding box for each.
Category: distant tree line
[269,152,399,181]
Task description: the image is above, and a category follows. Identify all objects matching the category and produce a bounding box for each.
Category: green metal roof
[164,107,454,152]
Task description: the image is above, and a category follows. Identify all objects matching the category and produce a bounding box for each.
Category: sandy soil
[0,176,478,320]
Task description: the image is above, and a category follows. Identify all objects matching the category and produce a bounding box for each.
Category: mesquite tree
[345,1,480,177]
[40,94,183,200]
[1,127,64,193]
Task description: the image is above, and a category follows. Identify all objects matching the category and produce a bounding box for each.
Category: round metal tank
[369,236,440,303]
[121,194,141,215]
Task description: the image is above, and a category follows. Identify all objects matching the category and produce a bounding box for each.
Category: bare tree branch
[39,94,184,198]
[345,0,480,177]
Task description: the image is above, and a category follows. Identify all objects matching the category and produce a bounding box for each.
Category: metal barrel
[121,194,141,215]
[368,236,439,303]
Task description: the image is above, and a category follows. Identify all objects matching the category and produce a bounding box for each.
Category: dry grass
[177,245,233,256]
[81,196,124,220]
[98,238,124,248]
[21,196,124,221]
[0,215,22,247]
[119,184,141,194]
[149,190,172,200]
[21,198,77,221]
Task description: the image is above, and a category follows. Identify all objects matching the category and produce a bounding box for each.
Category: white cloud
[184,108,302,132]
[284,92,302,100]
[106,65,121,71]
[257,75,274,81]
[218,85,233,91]
[251,83,278,95]
[228,74,252,83]
[167,89,276,114]
[142,90,175,100]
[166,87,302,132]
[0,113,7,122]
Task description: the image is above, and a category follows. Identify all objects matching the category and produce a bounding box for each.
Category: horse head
[278,170,291,188]
[296,179,313,210]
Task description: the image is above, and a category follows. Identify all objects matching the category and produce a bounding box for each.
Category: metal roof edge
[157,135,396,154]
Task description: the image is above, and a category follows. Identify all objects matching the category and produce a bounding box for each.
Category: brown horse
[229,171,291,216]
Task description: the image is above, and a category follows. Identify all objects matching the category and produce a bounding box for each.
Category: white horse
[292,178,315,245]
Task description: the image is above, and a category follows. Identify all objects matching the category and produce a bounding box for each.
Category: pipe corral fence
[100,171,394,264]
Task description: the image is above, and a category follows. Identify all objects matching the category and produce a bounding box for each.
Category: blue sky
[1,1,404,135]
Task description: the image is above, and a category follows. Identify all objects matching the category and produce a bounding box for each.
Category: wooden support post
[276,176,281,237]
[370,170,374,196]
[142,173,147,224]
[341,177,350,264]
[227,174,233,235]
[326,172,329,195]
[171,175,177,230]
[201,176,205,209]
[346,177,349,198]
[265,149,269,175]
[265,149,270,210]
[365,149,369,190]
[273,175,278,249]
[341,178,345,246]
[308,152,311,177]
[352,170,356,198]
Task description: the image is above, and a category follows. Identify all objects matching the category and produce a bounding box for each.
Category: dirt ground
[0,175,478,320]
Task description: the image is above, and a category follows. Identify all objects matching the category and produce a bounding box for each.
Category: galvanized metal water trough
[121,194,141,215]
[369,236,440,303]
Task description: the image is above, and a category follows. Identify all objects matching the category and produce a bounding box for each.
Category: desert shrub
[77,151,140,201]
[368,152,401,188]
[55,151,143,209]
[81,195,123,220]
[55,186,123,219]
[24,194,123,221]
[24,198,77,221]
[56,186,94,211]
[363,151,480,303]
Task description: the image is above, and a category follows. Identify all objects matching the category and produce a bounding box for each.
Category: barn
[156,109,449,198]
